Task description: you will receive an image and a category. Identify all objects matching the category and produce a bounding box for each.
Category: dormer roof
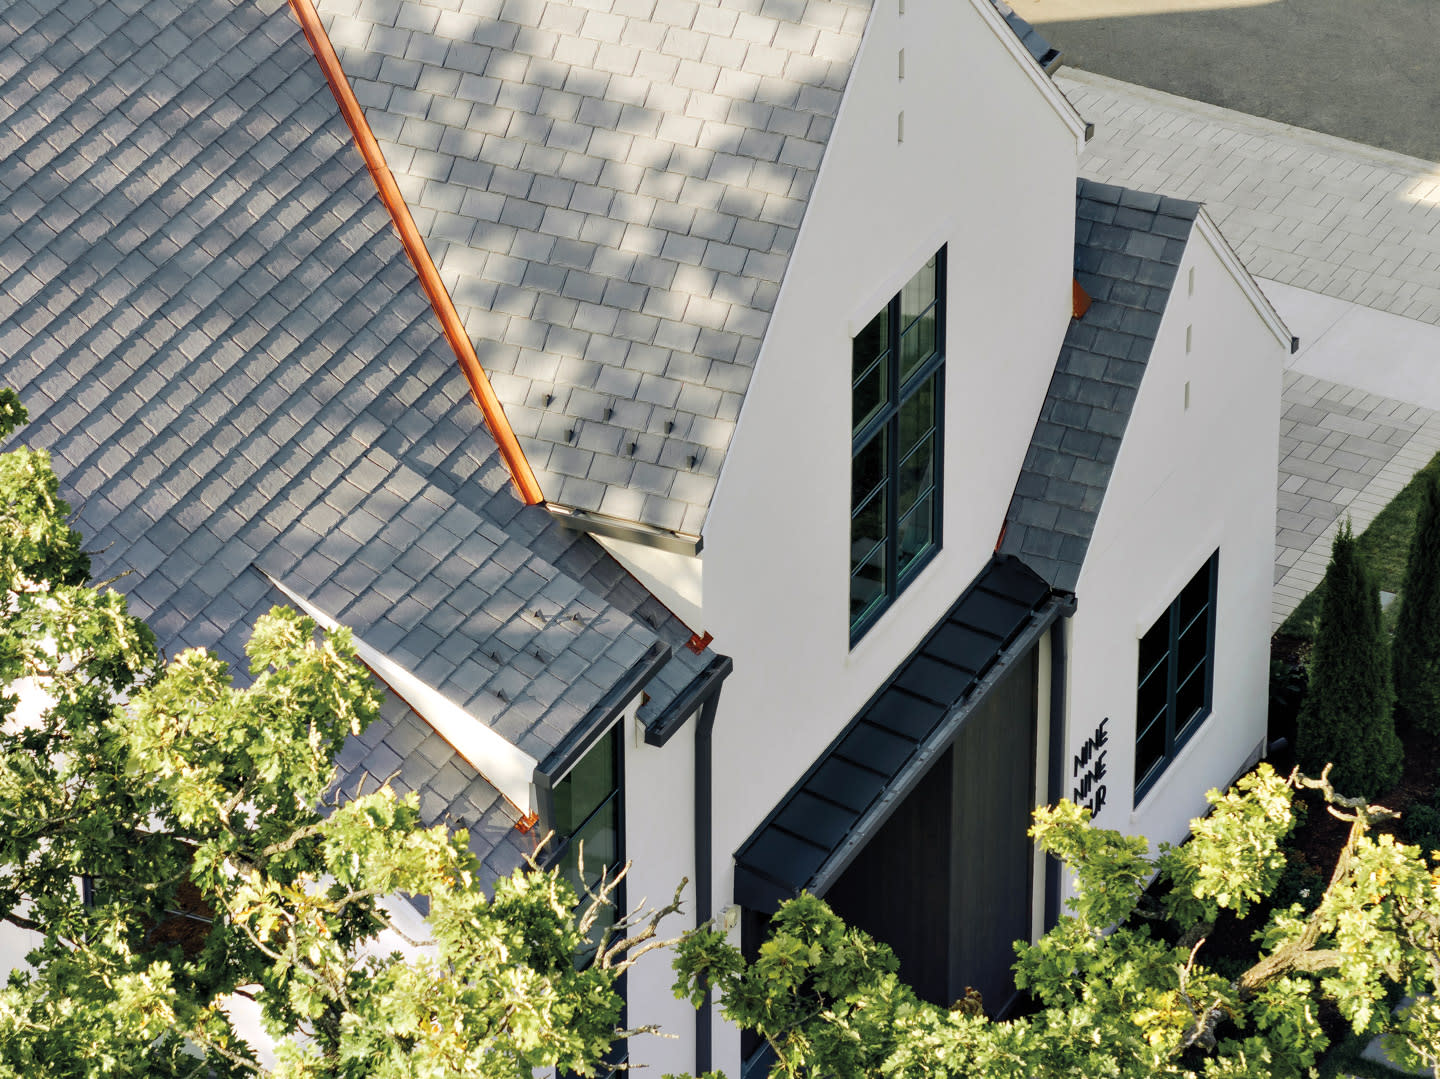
[1001,180,1201,592]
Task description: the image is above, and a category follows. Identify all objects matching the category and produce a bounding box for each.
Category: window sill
[848,544,943,652]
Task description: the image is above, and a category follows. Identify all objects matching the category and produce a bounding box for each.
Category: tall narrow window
[553,724,626,1076]
[1134,551,1218,799]
[850,249,945,641]
[554,725,623,957]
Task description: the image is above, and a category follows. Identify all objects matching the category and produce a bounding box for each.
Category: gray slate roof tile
[314,0,872,536]
[3,0,716,885]
[1000,179,1200,592]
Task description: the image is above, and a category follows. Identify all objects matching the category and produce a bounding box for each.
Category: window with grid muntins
[1135,551,1219,799]
[554,725,622,951]
[850,250,945,641]
[554,724,626,1077]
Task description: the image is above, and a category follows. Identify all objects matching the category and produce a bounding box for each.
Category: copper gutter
[285,0,544,506]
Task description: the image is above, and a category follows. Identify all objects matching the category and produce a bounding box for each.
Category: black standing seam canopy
[733,555,1058,912]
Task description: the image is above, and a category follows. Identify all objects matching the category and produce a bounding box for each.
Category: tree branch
[2,909,39,933]
[599,876,687,974]
[261,821,326,858]
[1235,769,1391,999]
[1292,766,1400,829]
[188,1029,262,1076]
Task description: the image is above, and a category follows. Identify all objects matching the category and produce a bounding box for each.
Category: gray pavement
[1062,70,1440,326]
[1022,0,1440,164]
[1058,71,1440,627]
[1272,372,1440,630]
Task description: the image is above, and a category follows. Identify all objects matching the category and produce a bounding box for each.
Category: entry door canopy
[734,555,1062,911]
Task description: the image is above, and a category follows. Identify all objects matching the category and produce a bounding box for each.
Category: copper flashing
[286,0,544,506]
[1072,277,1092,320]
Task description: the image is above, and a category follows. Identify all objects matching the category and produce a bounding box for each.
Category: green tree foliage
[0,396,677,1077]
[673,765,1440,1078]
[671,892,918,1077]
[1394,473,1440,732]
[1296,521,1403,798]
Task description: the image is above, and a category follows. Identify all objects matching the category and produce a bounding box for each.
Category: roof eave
[969,0,1088,149]
[1193,210,1297,353]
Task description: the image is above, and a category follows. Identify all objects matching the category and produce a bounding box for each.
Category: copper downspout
[286,0,544,506]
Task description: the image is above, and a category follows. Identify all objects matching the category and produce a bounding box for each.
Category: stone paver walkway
[1060,69,1440,325]
[1057,69,1440,627]
[1273,373,1440,629]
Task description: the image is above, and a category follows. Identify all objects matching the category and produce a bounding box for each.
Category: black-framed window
[1134,551,1218,799]
[553,723,623,960]
[850,249,945,641]
[554,724,626,1078]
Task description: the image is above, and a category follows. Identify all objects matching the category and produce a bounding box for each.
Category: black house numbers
[1072,717,1109,818]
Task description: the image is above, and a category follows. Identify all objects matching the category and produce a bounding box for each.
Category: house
[0,0,1292,1075]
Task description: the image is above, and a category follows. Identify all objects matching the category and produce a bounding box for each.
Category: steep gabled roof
[1001,180,1200,592]
[312,0,874,538]
[0,0,708,868]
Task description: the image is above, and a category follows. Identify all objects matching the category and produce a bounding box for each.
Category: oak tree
[674,765,1440,1078]
[0,390,675,1078]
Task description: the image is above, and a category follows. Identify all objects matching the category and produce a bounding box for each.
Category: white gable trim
[968,0,1088,148]
[262,573,538,815]
[1194,210,1295,351]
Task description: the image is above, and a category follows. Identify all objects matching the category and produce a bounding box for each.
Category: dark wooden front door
[825,650,1037,1013]
[950,648,1037,1013]
[824,744,953,1004]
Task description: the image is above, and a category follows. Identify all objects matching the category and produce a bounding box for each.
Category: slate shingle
[312,0,876,537]
[1000,179,1201,592]
[2,0,714,885]
[990,0,1063,72]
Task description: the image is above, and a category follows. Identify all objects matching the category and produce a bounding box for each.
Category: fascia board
[967,0,1088,150]
[1194,210,1297,352]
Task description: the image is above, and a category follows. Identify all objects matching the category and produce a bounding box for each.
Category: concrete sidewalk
[1057,70,1440,627]
[1261,280,1440,630]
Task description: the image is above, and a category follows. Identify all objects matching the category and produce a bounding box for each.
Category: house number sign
[1071,717,1109,818]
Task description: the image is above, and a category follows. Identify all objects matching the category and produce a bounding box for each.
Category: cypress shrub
[1393,473,1440,733]
[1296,521,1403,798]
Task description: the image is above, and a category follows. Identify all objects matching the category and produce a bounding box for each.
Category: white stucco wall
[620,711,700,1077]
[702,0,1077,859]
[0,919,39,980]
[1062,225,1285,861]
[687,2,1082,1069]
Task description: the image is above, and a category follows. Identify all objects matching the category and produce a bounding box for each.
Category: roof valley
[1,0,713,885]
